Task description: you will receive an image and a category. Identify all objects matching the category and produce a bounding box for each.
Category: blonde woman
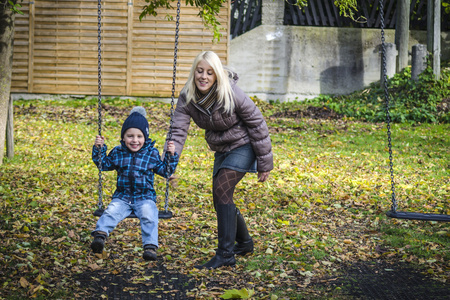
[168,51,273,269]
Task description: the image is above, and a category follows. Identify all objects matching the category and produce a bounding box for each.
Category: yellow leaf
[19,277,29,288]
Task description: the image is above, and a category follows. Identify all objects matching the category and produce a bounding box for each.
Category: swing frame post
[93,0,181,220]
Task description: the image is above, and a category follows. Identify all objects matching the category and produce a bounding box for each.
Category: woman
[168,51,273,269]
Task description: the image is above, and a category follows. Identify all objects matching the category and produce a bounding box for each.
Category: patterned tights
[213,168,246,208]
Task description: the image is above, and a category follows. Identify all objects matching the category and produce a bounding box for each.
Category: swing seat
[93,208,173,219]
[386,210,450,222]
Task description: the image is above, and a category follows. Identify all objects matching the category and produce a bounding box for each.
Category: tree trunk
[0,1,16,165]
[7,94,14,159]
[395,0,410,72]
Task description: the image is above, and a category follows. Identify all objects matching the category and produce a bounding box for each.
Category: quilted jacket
[170,76,273,173]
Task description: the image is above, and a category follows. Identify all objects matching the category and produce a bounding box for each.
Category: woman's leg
[213,169,254,256]
[197,168,245,269]
[212,168,246,207]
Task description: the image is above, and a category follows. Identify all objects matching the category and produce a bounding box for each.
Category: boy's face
[123,128,145,152]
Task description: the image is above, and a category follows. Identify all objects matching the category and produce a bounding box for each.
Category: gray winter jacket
[170,77,273,173]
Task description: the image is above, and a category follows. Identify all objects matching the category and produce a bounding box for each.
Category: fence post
[126,1,133,95]
[381,43,397,86]
[6,95,14,159]
[27,1,35,93]
[411,44,427,81]
[262,0,285,25]
[432,0,441,80]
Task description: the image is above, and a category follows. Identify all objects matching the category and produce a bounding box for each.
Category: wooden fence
[12,0,229,97]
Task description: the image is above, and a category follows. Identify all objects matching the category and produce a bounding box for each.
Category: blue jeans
[92,198,159,247]
[213,143,257,177]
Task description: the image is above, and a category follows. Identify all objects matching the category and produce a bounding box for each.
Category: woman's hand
[257,171,270,182]
[94,135,105,148]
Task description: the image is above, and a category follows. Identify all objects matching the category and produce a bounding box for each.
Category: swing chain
[97,0,104,211]
[379,0,397,212]
[164,0,181,213]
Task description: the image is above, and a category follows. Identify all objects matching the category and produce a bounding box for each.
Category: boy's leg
[133,200,159,248]
[91,198,131,252]
[134,200,159,261]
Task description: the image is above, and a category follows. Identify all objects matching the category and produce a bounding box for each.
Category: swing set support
[93,0,181,220]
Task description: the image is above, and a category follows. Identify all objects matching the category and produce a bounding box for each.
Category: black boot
[196,204,237,269]
[143,244,157,261]
[90,232,106,253]
[234,208,254,256]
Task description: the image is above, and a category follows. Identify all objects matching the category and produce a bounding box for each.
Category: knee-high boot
[234,208,254,256]
[196,204,237,269]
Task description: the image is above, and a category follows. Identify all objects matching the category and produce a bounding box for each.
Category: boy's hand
[166,141,175,156]
[94,135,105,148]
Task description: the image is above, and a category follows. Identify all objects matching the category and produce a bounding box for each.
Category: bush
[309,60,450,123]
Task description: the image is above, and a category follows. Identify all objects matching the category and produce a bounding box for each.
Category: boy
[90,106,179,261]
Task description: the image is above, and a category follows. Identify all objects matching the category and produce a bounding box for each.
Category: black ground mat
[74,263,199,300]
[312,261,450,300]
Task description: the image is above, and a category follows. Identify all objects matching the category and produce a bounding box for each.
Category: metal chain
[164,0,181,213]
[97,0,103,211]
[380,0,397,212]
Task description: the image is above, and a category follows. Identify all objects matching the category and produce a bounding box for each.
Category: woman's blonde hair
[182,51,235,114]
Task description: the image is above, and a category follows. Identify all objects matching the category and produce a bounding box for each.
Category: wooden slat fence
[284,0,450,30]
[12,0,229,97]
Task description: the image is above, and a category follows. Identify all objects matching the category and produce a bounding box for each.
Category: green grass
[1,97,449,299]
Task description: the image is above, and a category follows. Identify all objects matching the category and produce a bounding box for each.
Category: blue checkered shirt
[92,139,179,203]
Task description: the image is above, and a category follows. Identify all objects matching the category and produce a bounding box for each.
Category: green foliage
[221,288,255,299]
[8,0,24,15]
[140,0,227,42]
[444,1,450,14]
[309,60,450,124]
[334,0,360,20]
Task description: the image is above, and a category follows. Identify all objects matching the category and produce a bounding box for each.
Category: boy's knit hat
[121,106,149,141]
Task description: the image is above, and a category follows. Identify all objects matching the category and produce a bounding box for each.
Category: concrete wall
[229,1,450,101]
[229,26,450,102]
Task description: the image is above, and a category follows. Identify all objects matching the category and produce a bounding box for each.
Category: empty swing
[93,0,181,219]
[379,0,449,222]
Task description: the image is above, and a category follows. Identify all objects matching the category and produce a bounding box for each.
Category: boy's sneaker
[143,244,157,261]
[90,234,106,253]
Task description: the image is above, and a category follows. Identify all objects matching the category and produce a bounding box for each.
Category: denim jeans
[93,198,159,247]
[213,143,257,177]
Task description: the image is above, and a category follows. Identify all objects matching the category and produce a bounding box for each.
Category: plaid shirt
[92,139,179,203]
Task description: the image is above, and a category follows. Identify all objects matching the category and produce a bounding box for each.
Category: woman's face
[195,60,217,94]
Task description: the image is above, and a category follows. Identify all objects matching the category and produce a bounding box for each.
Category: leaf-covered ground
[0,98,449,299]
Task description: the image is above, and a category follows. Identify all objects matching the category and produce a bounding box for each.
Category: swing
[379,0,449,222]
[93,0,181,219]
